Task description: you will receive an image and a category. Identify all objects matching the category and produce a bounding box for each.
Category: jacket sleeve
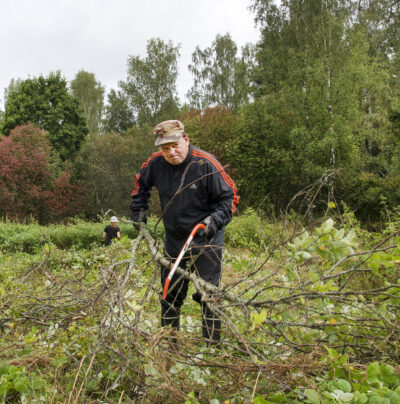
[205,157,239,229]
[129,154,156,213]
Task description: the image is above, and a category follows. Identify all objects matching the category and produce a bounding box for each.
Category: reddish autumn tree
[46,171,85,222]
[0,124,84,223]
[180,106,237,165]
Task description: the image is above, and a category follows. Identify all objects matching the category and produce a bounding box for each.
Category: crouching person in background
[103,216,121,246]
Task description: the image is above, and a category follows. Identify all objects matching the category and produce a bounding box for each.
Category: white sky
[0,0,260,109]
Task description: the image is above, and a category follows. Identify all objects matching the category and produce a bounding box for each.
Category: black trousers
[160,229,224,341]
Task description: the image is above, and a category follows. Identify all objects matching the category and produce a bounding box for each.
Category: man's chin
[167,158,182,165]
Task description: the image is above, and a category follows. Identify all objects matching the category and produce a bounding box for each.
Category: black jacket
[130,144,239,242]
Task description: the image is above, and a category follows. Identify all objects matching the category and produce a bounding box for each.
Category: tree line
[0,0,399,226]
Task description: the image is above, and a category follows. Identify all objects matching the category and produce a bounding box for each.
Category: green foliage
[70,70,104,135]
[72,129,154,219]
[245,0,400,222]
[0,363,48,402]
[2,212,400,402]
[298,349,400,404]
[224,208,273,251]
[0,221,119,253]
[227,98,299,210]
[3,78,22,105]
[0,217,163,253]
[2,1,400,401]
[187,33,255,111]
[103,88,135,134]
[181,105,237,164]
[120,37,181,126]
[288,218,356,263]
[0,124,84,224]
[0,364,30,398]
[339,178,392,226]
[1,72,88,161]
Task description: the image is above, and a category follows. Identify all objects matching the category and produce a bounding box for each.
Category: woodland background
[0,0,399,226]
[2,2,400,402]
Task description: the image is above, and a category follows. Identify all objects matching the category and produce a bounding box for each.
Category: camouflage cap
[153,120,185,146]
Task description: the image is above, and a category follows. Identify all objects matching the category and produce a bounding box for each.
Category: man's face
[160,135,189,165]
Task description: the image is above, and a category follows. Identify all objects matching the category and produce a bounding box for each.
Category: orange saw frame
[161,222,206,300]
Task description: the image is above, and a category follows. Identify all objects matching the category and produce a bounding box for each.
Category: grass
[2,213,400,402]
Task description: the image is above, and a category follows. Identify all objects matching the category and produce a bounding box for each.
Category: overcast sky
[0,0,260,109]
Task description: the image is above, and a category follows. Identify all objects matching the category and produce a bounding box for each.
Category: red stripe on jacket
[131,151,163,196]
[192,149,239,214]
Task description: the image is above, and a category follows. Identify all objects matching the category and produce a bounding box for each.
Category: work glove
[131,208,147,228]
[198,215,218,240]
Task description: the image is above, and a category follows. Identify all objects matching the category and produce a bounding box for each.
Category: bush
[0,217,165,254]
[0,124,84,224]
[0,210,277,255]
[224,208,273,251]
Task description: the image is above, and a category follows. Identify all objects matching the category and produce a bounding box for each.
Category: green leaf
[367,362,380,383]
[384,390,400,402]
[335,228,345,240]
[325,347,339,359]
[254,396,270,404]
[251,309,267,330]
[341,392,354,402]
[184,391,200,404]
[380,363,399,386]
[0,381,13,396]
[299,251,312,260]
[8,365,21,376]
[13,376,30,393]
[309,271,320,283]
[337,379,352,393]
[354,393,368,404]
[367,395,391,404]
[265,392,287,403]
[0,363,9,376]
[321,219,334,234]
[305,389,321,404]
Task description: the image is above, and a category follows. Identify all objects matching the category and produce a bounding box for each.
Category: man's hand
[198,216,217,240]
[131,209,147,228]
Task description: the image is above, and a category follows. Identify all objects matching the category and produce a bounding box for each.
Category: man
[102,216,121,246]
[130,119,239,343]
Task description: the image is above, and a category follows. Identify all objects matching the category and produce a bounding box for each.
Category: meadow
[1,209,400,403]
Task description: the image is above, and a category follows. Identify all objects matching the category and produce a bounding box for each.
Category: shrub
[0,124,84,224]
[224,208,273,251]
[0,216,164,253]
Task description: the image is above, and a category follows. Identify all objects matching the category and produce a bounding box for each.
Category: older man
[130,119,239,343]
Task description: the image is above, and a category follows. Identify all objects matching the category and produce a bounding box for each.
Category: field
[1,209,400,403]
